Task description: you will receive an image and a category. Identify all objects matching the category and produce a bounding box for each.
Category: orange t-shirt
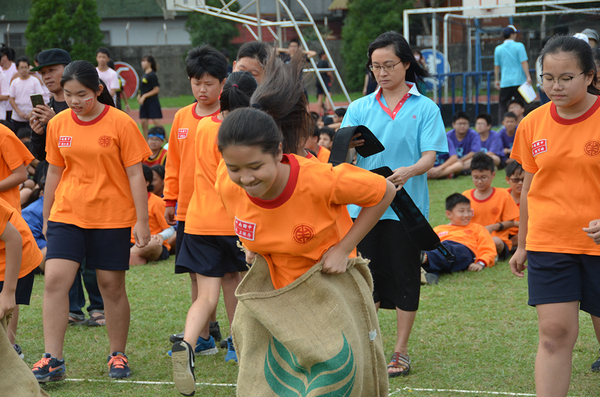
[511,98,600,255]
[462,187,519,249]
[130,192,171,250]
[434,222,497,267]
[185,115,235,236]
[217,153,387,289]
[46,105,152,229]
[163,104,220,221]
[316,146,331,163]
[0,123,33,212]
[0,197,42,281]
[505,187,520,236]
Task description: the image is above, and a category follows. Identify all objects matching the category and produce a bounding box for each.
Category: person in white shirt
[8,56,44,133]
[0,47,17,124]
[95,47,119,106]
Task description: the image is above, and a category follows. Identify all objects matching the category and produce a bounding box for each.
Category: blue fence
[432,71,495,115]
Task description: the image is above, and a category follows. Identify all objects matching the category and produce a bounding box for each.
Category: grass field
[18,175,600,396]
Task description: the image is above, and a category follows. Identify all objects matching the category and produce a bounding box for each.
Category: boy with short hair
[507,98,525,124]
[164,45,227,352]
[305,126,330,163]
[422,193,496,275]
[8,57,44,133]
[447,111,481,169]
[143,126,168,167]
[498,111,518,163]
[95,47,119,105]
[318,127,335,150]
[475,113,504,168]
[462,152,519,260]
[504,161,523,250]
[0,195,44,359]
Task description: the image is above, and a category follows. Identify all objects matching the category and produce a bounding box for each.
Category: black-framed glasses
[539,72,585,88]
[369,60,402,73]
[509,177,524,183]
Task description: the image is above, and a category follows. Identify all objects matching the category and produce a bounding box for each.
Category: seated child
[129,165,174,265]
[150,164,165,197]
[0,196,43,357]
[318,127,335,150]
[0,123,34,212]
[498,112,518,164]
[427,136,463,179]
[475,113,504,168]
[304,126,330,163]
[143,126,168,167]
[327,107,346,131]
[504,161,523,251]
[507,98,525,124]
[422,193,496,275]
[462,152,519,261]
[447,111,481,170]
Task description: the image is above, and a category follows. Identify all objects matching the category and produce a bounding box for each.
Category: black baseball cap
[31,48,71,71]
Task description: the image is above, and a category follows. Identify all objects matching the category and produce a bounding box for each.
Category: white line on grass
[65,379,538,396]
[392,387,536,396]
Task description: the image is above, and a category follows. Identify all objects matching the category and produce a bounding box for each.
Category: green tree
[185,0,240,54]
[341,0,411,91]
[25,0,104,63]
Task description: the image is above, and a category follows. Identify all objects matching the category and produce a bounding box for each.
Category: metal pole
[276,0,282,46]
[256,0,262,41]
[404,12,410,42]
[126,22,130,46]
[432,12,437,102]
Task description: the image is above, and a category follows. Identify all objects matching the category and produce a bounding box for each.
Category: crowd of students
[0,31,598,397]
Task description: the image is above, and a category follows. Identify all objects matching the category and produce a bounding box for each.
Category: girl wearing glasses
[341,31,448,377]
[511,35,600,396]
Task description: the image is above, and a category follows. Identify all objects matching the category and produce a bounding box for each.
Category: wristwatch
[477,261,486,269]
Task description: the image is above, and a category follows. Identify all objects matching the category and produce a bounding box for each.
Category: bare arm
[521,60,532,85]
[388,150,436,191]
[509,170,533,277]
[138,86,160,105]
[42,164,64,236]
[126,162,150,248]
[321,180,396,273]
[0,221,22,319]
[494,65,500,90]
[0,164,28,193]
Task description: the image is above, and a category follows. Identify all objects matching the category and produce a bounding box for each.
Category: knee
[539,321,577,352]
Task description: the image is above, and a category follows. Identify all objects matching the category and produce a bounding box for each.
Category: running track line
[65,379,539,395]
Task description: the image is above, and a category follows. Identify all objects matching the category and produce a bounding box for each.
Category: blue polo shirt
[494,40,528,88]
[447,128,481,159]
[341,83,447,221]
[479,130,504,157]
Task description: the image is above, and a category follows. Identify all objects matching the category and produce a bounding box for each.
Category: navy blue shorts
[498,241,510,261]
[175,233,247,277]
[527,251,600,317]
[46,221,130,271]
[0,270,35,305]
[175,221,185,259]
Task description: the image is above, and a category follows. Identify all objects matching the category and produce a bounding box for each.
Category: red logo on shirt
[58,136,72,148]
[178,128,189,139]
[583,141,600,156]
[532,139,547,157]
[492,207,500,216]
[98,135,111,147]
[292,224,315,244]
[437,231,449,237]
[234,218,256,241]
[465,229,473,235]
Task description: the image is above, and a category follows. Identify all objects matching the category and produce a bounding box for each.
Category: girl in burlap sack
[209,107,395,397]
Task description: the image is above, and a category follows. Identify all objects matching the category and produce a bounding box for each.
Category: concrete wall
[102,18,190,46]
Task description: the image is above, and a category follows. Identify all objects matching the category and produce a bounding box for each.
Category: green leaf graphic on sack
[264,334,356,396]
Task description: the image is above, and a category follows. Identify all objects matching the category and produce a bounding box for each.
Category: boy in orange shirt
[304,126,331,163]
[164,45,226,349]
[0,123,33,212]
[463,152,519,261]
[422,193,496,276]
[504,161,523,251]
[0,196,43,359]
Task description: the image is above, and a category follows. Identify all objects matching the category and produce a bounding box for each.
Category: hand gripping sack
[233,255,389,397]
[0,316,50,397]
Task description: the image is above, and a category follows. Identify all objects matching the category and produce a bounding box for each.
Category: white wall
[102,18,190,46]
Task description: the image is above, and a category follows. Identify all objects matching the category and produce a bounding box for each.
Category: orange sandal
[388,352,410,377]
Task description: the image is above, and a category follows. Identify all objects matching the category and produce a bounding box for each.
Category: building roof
[1,0,169,22]
[328,0,348,11]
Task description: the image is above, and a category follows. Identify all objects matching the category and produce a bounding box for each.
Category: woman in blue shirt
[341,31,448,377]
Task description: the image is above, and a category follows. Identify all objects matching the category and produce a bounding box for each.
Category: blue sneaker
[107,352,132,379]
[167,335,218,357]
[195,335,218,356]
[225,336,237,363]
[32,353,66,382]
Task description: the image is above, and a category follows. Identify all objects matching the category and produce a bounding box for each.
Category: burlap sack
[0,316,50,396]
[233,255,388,397]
